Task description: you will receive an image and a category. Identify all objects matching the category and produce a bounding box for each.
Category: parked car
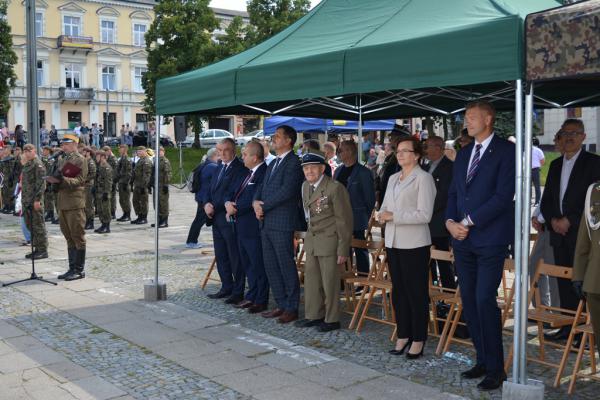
[180,135,196,148]
[104,137,121,147]
[132,131,174,148]
[235,129,267,146]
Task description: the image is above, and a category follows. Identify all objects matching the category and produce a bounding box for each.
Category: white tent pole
[154,117,160,287]
[512,79,526,383]
[358,95,363,164]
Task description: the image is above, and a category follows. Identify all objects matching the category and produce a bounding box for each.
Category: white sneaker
[186,243,203,249]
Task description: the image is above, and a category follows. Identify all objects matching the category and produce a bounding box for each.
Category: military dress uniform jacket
[117,155,132,185]
[86,158,96,188]
[158,156,172,188]
[96,162,113,197]
[302,175,353,257]
[57,151,88,210]
[133,157,152,189]
[573,182,600,295]
[21,157,46,207]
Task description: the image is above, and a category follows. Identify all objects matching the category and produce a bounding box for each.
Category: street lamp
[25,0,39,151]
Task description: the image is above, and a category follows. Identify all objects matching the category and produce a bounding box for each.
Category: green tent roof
[156,0,562,118]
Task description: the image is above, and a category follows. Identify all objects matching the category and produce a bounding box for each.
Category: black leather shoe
[406,342,425,360]
[51,218,59,225]
[389,340,411,356]
[317,321,341,332]
[461,364,487,379]
[63,271,84,281]
[31,250,48,260]
[207,291,231,299]
[224,295,244,304]
[477,372,507,391]
[294,318,324,328]
[544,327,570,341]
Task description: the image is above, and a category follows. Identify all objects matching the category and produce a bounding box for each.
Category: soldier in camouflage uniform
[83,148,97,230]
[94,151,113,234]
[102,146,118,219]
[1,145,16,213]
[116,144,132,222]
[50,134,88,281]
[131,146,152,224]
[151,146,172,228]
[41,146,56,222]
[21,144,48,260]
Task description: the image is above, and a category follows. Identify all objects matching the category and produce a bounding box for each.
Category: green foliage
[0,0,17,117]
[245,0,311,47]
[142,0,220,118]
[214,16,247,60]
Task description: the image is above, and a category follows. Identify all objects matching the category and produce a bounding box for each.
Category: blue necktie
[466,144,482,184]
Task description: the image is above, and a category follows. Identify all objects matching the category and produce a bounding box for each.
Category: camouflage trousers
[23,206,48,252]
[44,190,55,213]
[59,208,86,249]
[118,183,131,214]
[95,194,111,224]
[2,184,15,209]
[132,186,148,216]
[85,187,95,219]
[111,187,117,216]
[159,189,169,219]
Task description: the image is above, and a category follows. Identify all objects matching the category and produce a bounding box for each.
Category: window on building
[65,63,81,88]
[101,20,115,44]
[37,60,44,86]
[63,15,81,36]
[102,65,116,91]
[35,12,43,37]
[134,67,146,92]
[133,24,146,47]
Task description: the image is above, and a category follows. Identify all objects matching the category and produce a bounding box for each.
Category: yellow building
[6,0,156,136]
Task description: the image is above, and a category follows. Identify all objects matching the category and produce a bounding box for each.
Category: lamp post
[25,0,39,151]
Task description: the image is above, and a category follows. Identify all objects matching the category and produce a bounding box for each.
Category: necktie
[269,157,281,181]
[216,163,228,185]
[309,185,315,197]
[234,171,253,201]
[466,144,482,184]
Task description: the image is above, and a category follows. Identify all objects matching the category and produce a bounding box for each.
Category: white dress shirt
[303,174,325,221]
[467,133,495,173]
[265,152,276,165]
[559,148,582,214]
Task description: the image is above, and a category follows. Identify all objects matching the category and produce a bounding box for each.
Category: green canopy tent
[154,0,600,391]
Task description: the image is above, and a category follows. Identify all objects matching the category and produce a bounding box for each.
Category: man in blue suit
[225,141,269,313]
[334,140,375,275]
[446,101,515,391]
[204,138,248,303]
[253,125,304,324]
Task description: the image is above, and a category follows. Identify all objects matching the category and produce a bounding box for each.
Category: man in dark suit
[225,141,269,313]
[253,125,304,324]
[334,140,375,275]
[541,118,600,339]
[204,138,248,303]
[424,136,455,288]
[446,101,515,391]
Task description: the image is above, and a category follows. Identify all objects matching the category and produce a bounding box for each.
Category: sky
[210,0,322,12]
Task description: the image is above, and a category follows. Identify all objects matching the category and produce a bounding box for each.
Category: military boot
[31,249,49,260]
[52,217,60,225]
[44,211,53,222]
[85,218,94,230]
[94,223,104,233]
[130,215,141,224]
[151,217,162,228]
[138,214,148,224]
[65,248,86,281]
[159,217,169,228]
[95,223,110,234]
[117,212,130,222]
[58,248,76,279]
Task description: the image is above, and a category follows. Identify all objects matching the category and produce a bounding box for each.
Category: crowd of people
[2,99,600,393]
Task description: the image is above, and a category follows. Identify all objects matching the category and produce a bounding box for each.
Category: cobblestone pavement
[1,187,598,399]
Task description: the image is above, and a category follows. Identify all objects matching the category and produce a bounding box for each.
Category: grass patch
[90,327,106,334]
[540,151,559,186]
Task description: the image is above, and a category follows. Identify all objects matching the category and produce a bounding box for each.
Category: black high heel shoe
[388,340,411,356]
[406,342,425,360]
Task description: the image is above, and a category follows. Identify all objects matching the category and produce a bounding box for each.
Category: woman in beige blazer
[377,136,436,359]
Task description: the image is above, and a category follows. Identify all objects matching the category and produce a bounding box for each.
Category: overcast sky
[210,0,322,12]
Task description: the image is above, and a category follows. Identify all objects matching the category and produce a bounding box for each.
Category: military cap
[301,151,326,166]
[62,134,79,143]
[137,146,146,151]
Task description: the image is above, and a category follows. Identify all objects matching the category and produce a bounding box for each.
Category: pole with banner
[25,0,39,152]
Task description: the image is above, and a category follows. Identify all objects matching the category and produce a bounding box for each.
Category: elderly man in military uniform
[21,144,48,260]
[41,146,57,222]
[131,146,153,224]
[102,146,118,219]
[46,134,88,281]
[573,181,600,340]
[83,148,97,230]
[1,145,16,214]
[94,151,113,234]
[151,146,172,228]
[295,151,353,332]
[116,144,132,222]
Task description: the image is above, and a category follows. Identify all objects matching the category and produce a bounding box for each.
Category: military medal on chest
[314,192,329,214]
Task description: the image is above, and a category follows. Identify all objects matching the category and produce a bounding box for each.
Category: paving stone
[178,350,264,378]
[295,359,383,389]
[0,320,26,339]
[41,361,95,383]
[149,337,226,361]
[212,365,307,395]
[253,383,353,400]
[61,376,127,400]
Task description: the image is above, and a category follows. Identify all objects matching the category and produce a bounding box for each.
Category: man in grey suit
[253,125,304,324]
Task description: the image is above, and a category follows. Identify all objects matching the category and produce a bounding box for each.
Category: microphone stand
[3,204,57,287]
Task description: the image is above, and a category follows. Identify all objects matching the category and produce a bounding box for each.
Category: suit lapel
[308,176,329,205]
[466,136,496,186]
[347,164,359,187]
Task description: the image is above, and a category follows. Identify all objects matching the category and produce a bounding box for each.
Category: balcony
[58,87,95,104]
[57,35,94,55]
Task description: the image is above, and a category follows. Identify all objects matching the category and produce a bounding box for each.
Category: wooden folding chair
[342,239,385,312]
[294,231,307,283]
[201,256,219,289]
[504,260,586,382]
[428,248,457,339]
[499,258,516,328]
[556,303,599,393]
[365,210,385,241]
[348,253,396,340]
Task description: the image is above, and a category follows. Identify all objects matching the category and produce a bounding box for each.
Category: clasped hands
[252,200,264,221]
[550,217,571,236]
[446,220,470,241]
[225,201,237,219]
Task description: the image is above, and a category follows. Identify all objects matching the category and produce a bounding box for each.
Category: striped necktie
[466,144,482,184]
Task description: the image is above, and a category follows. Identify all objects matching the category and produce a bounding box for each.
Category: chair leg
[431,301,439,336]
[568,332,588,395]
[201,257,216,289]
[349,286,368,329]
[537,321,546,362]
[382,289,390,321]
[443,305,462,355]
[505,345,514,374]
[555,325,577,388]
[356,287,376,333]
[435,303,455,356]
[590,334,597,374]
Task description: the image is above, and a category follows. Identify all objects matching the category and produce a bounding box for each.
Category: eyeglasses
[560,131,583,137]
[396,149,415,155]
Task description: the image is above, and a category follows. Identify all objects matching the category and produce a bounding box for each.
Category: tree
[245,0,311,47]
[143,0,219,147]
[215,16,247,60]
[0,0,17,119]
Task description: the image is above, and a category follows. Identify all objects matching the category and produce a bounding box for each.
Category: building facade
[542,107,599,152]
